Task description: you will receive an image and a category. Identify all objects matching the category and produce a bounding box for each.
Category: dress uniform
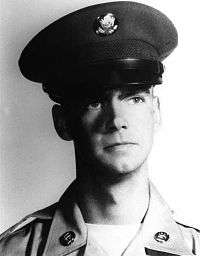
[1,1,199,255]
[0,181,200,255]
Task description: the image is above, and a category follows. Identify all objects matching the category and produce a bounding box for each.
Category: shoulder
[0,203,57,255]
[176,221,200,253]
[177,221,200,238]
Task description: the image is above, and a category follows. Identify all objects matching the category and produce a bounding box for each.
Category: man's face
[69,87,159,177]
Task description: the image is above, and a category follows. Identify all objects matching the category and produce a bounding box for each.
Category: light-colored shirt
[86,223,141,256]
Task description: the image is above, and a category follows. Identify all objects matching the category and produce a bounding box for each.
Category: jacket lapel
[43,181,194,256]
[43,182,87,256]
[141,183,193,256]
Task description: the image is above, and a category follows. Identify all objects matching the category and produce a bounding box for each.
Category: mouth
[104,142,137,150]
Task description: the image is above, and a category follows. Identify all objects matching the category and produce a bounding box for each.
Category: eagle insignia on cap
[94,13,118,36]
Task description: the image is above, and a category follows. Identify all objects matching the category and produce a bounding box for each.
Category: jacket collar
[141,184,193,256]
[43,180,193,256]
[43,181,87,256]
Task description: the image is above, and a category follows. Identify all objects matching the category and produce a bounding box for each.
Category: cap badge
[154,232,169,243]
[94,13,118,36]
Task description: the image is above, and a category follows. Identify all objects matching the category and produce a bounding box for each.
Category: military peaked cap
[19,1,178,103]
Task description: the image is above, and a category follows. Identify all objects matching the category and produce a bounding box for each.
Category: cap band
[43,59,163,103]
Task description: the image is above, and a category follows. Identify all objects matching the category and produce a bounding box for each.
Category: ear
[52,104,73,141]
[152,96,161,131]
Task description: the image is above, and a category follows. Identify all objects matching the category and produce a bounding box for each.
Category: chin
[111,159,144,174]
[98,153,147,175]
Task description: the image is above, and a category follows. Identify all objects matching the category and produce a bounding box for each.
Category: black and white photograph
[1,0,200,255]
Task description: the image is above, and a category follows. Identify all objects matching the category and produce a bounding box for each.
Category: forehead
[89,86,152,102]
[62,86,153,111]
[102,87,152,98]
[67,86,152,103]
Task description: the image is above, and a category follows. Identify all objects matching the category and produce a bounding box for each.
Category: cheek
[128,108,155,141]
[75,112,101,149]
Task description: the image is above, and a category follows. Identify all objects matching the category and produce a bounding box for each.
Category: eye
[127,96,145,104]
[87,102,102,110]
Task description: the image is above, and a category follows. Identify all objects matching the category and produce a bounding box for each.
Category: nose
[105,98,128,133]
[112,117,128,130]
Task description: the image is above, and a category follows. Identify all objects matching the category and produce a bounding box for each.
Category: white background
[0,0,200,233]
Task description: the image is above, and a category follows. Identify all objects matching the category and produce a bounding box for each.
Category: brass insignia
[94,13,118,36]
[154,232,169,243]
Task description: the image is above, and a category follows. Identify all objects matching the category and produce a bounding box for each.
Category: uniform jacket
[0,181,200,256]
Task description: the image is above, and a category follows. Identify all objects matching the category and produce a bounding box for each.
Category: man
[0,1,199,255]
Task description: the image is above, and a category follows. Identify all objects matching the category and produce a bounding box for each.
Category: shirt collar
[43,180,193,256]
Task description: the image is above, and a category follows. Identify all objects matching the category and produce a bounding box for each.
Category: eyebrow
[104,87,151,99]
[62,86,152,108]
[120,87,150,95]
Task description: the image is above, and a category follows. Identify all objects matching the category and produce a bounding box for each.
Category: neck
[76,163,149,225]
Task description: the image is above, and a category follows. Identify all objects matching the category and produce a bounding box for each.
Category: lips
[104,142,137,150]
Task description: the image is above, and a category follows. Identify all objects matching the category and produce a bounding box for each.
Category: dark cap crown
[19,1,178,103]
